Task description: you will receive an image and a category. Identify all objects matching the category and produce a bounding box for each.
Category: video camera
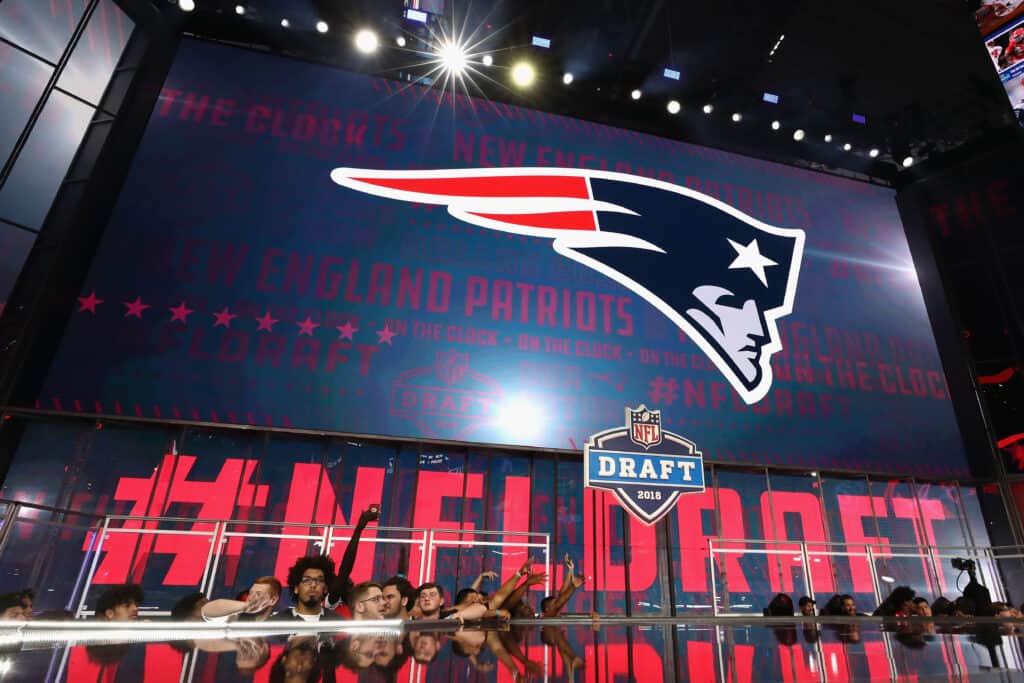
[951,557,976,573]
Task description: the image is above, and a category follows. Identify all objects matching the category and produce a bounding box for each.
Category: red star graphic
[336,320,358,340]
[78,291,104,314]
[296,316,320,336]
[123,296,150,318]
[212,307,238,328]
[255,311,279,332]
[376,324,397,345]
[169,301,193,323]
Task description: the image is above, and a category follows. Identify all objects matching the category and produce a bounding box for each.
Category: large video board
[978,4,1024,125]
[35,38,968,475]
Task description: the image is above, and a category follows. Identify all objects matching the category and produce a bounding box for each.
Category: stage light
[482,54,493,66]
[667,100,681,114]
[852,113,867,124]
[532,36,551,48]
[703,103,713,114]
[664,68,681,81]
[234,5,244,15]
[178,0,195,11]
[562,72,573,85]
[511,62,535,87]
[902,156,914,167]
[843,142,852,151]
[731,112,742,122]
[771,120,781,130]
[763,92,779,104]
[824,133,833,143]
[631,89,642,100]
[315,20,328,34]
[405,8,428,23]
[869,148,879,158]
[280,18,290,28]
[793,128,805,141]
[395,36,406,47]
[438,41,468,74]
[354,29,378,54]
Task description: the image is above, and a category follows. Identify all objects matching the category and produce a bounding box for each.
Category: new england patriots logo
[330,167,805,404]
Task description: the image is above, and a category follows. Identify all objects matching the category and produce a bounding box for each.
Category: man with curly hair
[95,584,143,621]
[270,555,345,621]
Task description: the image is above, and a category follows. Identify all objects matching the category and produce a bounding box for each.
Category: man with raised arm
[202,576,282,623]
[327,505,380,610]
[541,554,585,617]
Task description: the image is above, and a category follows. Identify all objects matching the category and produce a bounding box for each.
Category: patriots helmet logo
[330,167,805,404]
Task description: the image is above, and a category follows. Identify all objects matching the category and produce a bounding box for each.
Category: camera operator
[952,557,994,617]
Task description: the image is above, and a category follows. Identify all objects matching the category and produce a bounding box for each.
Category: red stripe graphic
[468,210,596,231]
[353,175,590,199]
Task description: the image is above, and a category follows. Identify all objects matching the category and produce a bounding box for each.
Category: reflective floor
[4,619,1024,682]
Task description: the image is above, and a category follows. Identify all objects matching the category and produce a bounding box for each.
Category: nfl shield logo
[628,405,662,449]
[434,351,468,385]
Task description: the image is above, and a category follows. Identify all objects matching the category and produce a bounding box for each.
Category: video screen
[34,38,970,476]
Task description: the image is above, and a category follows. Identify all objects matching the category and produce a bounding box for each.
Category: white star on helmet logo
[727,237,778,287]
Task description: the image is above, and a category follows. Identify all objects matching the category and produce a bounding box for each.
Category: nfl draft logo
[629,406,662,448]
[584,405,704,525]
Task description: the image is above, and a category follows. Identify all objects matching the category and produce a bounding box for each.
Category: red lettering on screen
[84,454,268,586]
[837,495,890,594]
[762,491,834,593]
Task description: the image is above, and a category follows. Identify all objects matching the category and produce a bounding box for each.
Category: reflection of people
[268,636,334,683]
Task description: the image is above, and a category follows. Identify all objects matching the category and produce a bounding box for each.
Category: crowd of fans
[0,507,591,678]
[7,511,1022,677]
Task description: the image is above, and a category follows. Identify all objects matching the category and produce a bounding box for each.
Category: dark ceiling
[161,0,1016,185]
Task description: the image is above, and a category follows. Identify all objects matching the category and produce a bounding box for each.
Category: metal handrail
[0,497,107,520]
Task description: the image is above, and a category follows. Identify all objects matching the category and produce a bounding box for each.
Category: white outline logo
[330,167,805,404]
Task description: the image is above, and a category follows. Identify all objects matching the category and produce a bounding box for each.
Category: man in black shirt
[270,555,345,622]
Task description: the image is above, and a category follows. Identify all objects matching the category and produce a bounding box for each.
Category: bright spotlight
[482,54,493,66]
[511,62,535,87]
[771,120,781,130]
[731,112,742,122]
[631,89,642,100]
[178,0,195,11]
[396,36,406,47]
[793,128,805,141]
[843,142,852,151]
[823,133,833,143]
[280,18,290,28]
[438,42,468,74]
[562,72,574,85]
[315,20,328,34]
[902,156,914,167]
[234,4,245,15]
[703,103,713,114]
[354,29,379,53]
[667,100,681,114]
[869,148,879,158]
